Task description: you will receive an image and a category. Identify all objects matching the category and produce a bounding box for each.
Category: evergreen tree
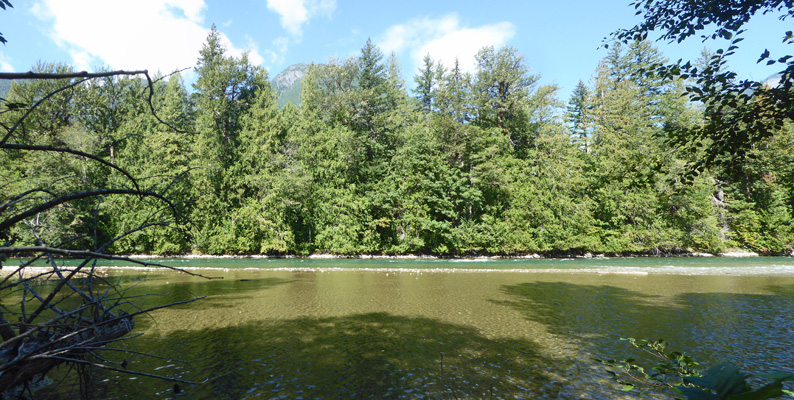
[413,54,435,113]
[471,46,540,158]
[359,38,386,90]
[106,73,194,254]
[435,58,469,124]
[190,24,268,253]
[567,80,589,152]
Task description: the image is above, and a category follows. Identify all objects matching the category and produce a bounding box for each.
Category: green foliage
[413,54,436,113]
[0,0,11,45]
[471,46,541,158]
[567,80,589,151]
[6,33,793,256]
[598,338,794,400]
[596,338,701,394]
[682,365,794,400]
[190,24,271,253]
[611,0,794,177]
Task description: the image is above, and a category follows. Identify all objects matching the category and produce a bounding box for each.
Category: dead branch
[0,76,90,145]
[0,188,178,233]
[0,64,210,395]
[0,143,142,192]
[0,70,149,80]
[0,247,220,279]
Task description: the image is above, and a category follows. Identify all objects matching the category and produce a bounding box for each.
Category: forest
[3,26,793,257]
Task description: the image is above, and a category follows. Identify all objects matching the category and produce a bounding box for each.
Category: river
[36,257,794,399]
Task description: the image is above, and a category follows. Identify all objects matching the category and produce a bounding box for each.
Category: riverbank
[123,249,771,260]
[6,255,794,278]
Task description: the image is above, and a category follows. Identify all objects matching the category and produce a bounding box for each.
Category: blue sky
[1,0,790,101]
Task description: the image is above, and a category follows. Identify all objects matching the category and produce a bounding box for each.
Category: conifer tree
[359,38,386,90]
[190,24,268,253]
[413,54,435,113]
[471,46,540,158]
[567,80,590,152]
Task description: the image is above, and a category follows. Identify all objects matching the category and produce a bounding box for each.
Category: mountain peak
[272,63,309,107]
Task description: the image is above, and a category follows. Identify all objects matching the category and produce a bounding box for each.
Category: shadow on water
[32,276,794,399]
[495,282,673,343]
[495,281,794,396]
[75,313,566,399]
[114,276,294,315]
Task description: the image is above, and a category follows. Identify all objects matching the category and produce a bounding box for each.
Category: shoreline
[4,251,794,278]
[121,250,770,260]
[6,262,794,278]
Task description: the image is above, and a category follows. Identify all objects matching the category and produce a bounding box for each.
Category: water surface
[35,257,794,399]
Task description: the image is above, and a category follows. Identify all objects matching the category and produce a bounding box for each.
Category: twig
[0,188,178,233]
[0,70,148,80]
[0,76,90,145]
[27,355,204,385]
[0,247,220,279]
[0,143,142,193]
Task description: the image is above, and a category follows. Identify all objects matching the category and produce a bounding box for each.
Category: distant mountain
[271,63,309,108]
[0,79,14,99]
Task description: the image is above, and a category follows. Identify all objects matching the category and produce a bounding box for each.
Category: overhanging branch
[0,70,148,80]
[0,246,221,279]
[0,188,178,233]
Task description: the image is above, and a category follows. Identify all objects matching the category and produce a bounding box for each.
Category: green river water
[33,257,794,399]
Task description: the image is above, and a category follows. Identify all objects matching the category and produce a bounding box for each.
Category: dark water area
[32,257,794,399]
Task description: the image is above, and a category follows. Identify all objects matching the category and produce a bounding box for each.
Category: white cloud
[31,0,264,73]
[379,14,516,74]
[68,50,94,72]
[264,37,290,65]
[0,52,14,72]
[266,0,336,38]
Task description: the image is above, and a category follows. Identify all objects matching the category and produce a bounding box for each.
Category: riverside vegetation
[3,26,794,258]
[2,2,794,397]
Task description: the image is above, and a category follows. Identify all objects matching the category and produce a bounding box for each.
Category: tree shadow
[495,282,675,345]
[137,276,294,311]
[495,281,794,396]
[72,312,566,399]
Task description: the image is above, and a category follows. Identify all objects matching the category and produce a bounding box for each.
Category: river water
[37,257,794,399]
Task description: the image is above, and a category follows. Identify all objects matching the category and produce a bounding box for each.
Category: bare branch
[141,69,191,134]
[0,187,56,215]
[0,247,221,279]
[0,70,148,80]
[32,355,205,385]
[0,76,89,145]
[1,143,142,193]
[0,188,178,233]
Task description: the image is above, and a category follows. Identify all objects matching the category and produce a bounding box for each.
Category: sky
[1,0,791,101]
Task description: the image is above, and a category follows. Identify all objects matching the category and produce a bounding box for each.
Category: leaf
[757,49,770,63]
[728,381,783,400]
[760,371,794,382]
[685,375,716,389]
[700,364,750,396]
[622,384,635,391]
[680,387,721,400]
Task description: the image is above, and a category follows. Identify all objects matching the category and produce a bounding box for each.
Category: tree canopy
[611,0,794,176]
[3,27,794,260]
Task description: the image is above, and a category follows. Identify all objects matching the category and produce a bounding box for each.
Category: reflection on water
[30,260,794,399]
